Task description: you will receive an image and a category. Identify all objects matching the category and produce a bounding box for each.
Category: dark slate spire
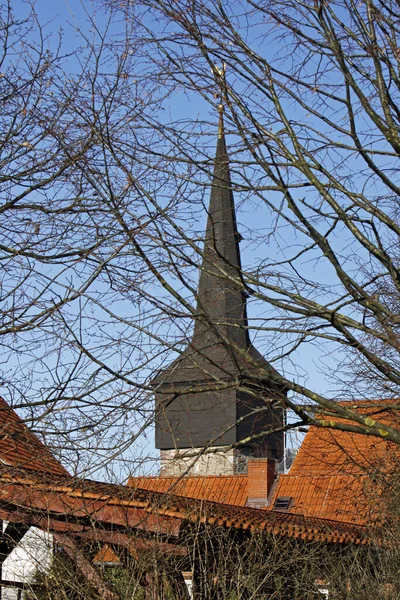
[154,110,285,454]
[192,105,249,353]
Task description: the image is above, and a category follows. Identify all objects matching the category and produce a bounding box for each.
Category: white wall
[1,524,53,598]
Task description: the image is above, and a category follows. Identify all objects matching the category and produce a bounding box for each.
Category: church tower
[154,109,286,476]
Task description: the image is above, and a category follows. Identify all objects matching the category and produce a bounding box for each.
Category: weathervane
[212,63,226,138]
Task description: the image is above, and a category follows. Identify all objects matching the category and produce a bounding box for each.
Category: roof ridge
[131,474,247,480]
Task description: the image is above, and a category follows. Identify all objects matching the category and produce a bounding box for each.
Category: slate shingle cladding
[154,112,286,457]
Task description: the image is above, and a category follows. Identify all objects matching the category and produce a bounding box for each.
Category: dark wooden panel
[155,389,237,449]
[236,391,284,461]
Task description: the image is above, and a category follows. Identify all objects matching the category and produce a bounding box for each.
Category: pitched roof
[268,400,399,525]
[0,468,368,545]
[0,396,69,477]
[93,545,121,565]
[290,400,399,477]
[135,401,400,526]
[129,474,248,506]
[152,109,283,387]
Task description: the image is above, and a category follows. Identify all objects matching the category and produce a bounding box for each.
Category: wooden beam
[0,508,87,534]
[0,483,181,536]
[0,580,40,589]
[74,529,188,557]
[53,534,119,600]
[0,504,187,558]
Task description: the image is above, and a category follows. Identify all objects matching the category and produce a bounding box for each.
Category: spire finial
[218,103,224,139]
[212,63,227,139]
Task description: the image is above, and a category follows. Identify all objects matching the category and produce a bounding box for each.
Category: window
[273,496,294,511]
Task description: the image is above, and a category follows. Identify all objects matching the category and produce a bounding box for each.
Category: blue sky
[16,1,343,387]
[7,0,368,475]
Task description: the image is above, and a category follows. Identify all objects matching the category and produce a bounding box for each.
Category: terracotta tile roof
[0,468,368,545]
[290,400,399,477]
[93,545,121,565]
[130,401,399,528]
[128,475,248,506]
[269,474,371,524]
[0,396,69,477]
[268,400,400,525]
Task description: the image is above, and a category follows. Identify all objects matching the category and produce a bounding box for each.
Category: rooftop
[133,400,400,528]
[129,474,248,506]
[0,396,69,477]
[267,400,400,525]
[0,395,396,546]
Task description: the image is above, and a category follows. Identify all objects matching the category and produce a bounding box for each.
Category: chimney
[246,458,276,507]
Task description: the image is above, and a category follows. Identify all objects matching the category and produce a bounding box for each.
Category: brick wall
[246,458,276,507]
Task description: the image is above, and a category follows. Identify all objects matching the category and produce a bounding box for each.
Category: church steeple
[192,105,249,353]
[154,111,286,475]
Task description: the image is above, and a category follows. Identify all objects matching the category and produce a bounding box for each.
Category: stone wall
[159,446,252,476]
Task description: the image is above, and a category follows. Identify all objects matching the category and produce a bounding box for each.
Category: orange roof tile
[268,400,399,525]
[0,468,368,545]
[290,401,399,477]
[0,396,69,477]
[128,474,248,506]
[93,545,121,565]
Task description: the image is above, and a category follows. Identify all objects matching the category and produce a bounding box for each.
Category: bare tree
[3,0,400,483]
[94,0,400,444]
[24,507,400,599]
[0,1,178,475]
[2,2,400,598]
